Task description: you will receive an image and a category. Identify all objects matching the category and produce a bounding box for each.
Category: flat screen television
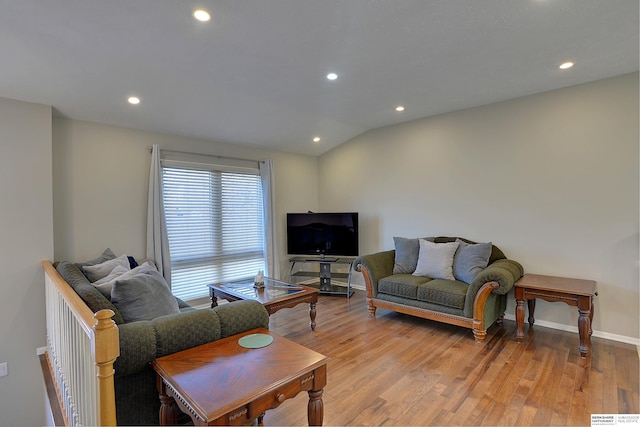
[287,212,359,257]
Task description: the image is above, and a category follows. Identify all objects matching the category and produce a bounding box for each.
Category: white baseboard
[503,313,640,346]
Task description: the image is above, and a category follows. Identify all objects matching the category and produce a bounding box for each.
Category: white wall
[319,73,639,342]
[14,72,633,425]
[0,97,53,426]
[52,118,319,276]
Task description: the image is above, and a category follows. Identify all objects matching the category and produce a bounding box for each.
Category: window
[162,164,265,301]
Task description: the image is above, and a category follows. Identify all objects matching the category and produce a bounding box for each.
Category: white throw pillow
[413,239,460,280]
[93,265,130,285]
[82,254,130,282]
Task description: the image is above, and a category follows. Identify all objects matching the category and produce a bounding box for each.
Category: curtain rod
[148,146,263,165]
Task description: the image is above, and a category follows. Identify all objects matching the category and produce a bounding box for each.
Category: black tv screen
[287,212,359,257]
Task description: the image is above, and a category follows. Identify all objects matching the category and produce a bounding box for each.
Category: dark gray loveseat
[354,236,523,342]
[55,258,269,426]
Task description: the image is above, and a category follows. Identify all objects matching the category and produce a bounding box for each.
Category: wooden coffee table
[209,277,320,330]
[515,273,597,357]
[151,328,328,426]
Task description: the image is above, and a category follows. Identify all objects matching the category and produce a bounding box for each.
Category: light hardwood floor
[264,290,639,426]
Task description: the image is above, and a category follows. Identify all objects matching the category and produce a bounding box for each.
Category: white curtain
[260,159,279,279]
[146,144,172,285]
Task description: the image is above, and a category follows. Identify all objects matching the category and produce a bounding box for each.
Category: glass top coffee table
[208,277,320,330]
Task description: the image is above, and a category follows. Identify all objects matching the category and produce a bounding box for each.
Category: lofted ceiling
[0,0,638,156]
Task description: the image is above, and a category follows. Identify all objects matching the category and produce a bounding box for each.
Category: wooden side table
[514,273,597,358]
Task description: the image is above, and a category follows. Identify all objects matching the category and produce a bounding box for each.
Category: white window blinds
[162,162,265,301]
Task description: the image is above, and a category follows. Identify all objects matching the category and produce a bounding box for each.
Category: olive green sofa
[354,236,523,342]
[55,256,269,426]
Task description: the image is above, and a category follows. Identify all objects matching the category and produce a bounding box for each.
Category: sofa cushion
[413,239,459,280]
[376,293,465,317]
[111,269,180,322]
[378,274,431,299]
[416,279,468,310]
[453,239,492,284]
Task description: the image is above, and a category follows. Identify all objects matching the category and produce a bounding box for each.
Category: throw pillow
[82,254,131,282]
[74,248,117,270]
[453,239,492,284]
[413,239,460,280]
[127,256,139,269]
[92,262,157,298]
[393,236,435,274]
[111,268,179,322]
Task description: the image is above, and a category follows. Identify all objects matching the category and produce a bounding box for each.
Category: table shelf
[288,257,355,297]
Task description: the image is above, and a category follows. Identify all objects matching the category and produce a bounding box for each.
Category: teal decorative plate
[238,333,274,349]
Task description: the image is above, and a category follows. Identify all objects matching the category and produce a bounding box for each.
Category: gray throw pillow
[393,236,435,274]
[92,262,157,299]
[111,269,179,322]
[82,254,130,282]
[453,239,492,284]
[74,248,116,270]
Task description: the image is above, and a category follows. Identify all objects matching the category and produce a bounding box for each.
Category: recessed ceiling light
[559,61,574,70]
[312,137,321,143]
[193,9,211,22]
[395,106,405,112]
[326,73,338,81]
[127,96,140,105]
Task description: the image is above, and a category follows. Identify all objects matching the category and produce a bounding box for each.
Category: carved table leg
[577,292,594,358]
[309,302,316,331]
[516,298,525,341]
[307,389,324,426]
[577,293,595,358]
[589,297,595,337]
[527,299,536,327]
[157,378,179,426]
[578,308,591,357]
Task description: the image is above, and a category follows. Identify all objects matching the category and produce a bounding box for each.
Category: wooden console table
[515,273,597,358]
[151,328,328,426]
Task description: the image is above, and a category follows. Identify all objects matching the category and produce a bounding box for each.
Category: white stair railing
[43,261,119,426]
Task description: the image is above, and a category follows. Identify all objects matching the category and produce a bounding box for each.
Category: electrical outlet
[0,362,7,377]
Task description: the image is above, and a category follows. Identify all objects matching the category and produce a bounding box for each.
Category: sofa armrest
[152,299,269,358]
[152,308,224,358]
[214,300,270,338]
[472,259,524,295]
[114,300,269,376]
[354,250,396,296]
[114,321,157,377]
[462,259,524,319]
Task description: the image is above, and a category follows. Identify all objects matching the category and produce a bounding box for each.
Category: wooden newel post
[93,309,119,426]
